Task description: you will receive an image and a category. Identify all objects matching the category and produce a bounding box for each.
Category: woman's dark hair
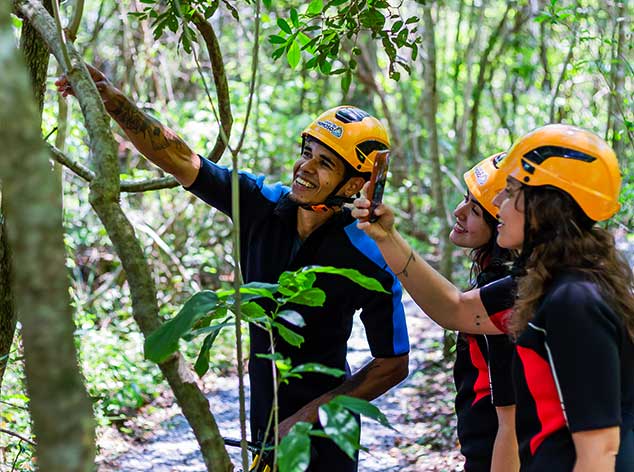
[469,202,514,288]
[510,185,634,340]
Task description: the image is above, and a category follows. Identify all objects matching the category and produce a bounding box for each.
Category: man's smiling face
[290,139,347,205]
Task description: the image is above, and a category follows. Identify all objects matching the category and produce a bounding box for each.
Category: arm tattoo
[109,95,187,152]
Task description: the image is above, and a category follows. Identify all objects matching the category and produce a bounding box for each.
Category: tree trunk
[0,0,53,393]
[0,199,15,391]
[0,3,95,470]
[14,1,234,469]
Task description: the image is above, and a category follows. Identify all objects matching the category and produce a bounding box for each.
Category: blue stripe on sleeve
[344,221,410,355]
[244,172,290,204]
[207,162,289,204]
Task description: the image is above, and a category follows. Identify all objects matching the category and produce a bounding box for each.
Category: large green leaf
[330,395,395,430]
[144,291,219,363]
[274,321,304,347]
[216,282,279,303]
[277,17,292,34]
[287,287,326,306]
[318,402,360,459]
[277,309,306,327]
[194,325,225,377]
[303,266,388,293]
[278,422,313,472]
[290,363,345,378]
[238,301,268,323]
[279,269,316,293]
[287,40,301,68]
[306,0,323,16]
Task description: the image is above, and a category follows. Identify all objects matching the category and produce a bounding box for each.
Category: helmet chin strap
[299,195,355,213]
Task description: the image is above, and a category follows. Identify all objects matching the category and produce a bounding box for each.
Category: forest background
[1,0,633,470]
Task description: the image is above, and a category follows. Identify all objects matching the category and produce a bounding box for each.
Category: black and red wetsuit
[481,272,634,471]
[454,276,515,471]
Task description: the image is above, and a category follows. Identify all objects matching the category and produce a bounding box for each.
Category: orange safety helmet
[496,124,621,222]
[302,106,390,174]
[464,151,508,218]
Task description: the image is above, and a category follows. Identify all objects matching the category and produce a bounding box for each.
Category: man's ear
[342,176,366,197]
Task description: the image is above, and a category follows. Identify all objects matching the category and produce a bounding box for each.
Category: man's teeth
[296,177,316,189]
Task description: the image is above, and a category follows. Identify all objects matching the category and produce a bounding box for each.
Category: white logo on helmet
[474,165,489,185]
[317,120,343,138]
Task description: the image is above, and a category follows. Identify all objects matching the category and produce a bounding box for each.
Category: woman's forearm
[377,229,500,334]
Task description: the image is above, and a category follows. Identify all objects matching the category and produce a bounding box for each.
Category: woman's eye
[463,193,469,202]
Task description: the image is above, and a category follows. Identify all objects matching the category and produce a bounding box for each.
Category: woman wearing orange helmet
[353,124,634,471]
[452,153,518,472]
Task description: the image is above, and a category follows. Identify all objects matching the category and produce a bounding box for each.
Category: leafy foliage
[268,1,420,92]
[144,265,386,375]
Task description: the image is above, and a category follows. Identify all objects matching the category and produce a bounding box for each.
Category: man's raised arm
[56,64,200,186]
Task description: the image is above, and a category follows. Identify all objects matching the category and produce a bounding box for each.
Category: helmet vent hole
[335,107,370,123]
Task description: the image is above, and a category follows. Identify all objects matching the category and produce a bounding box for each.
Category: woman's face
[449,192,493,249]
[493,177,525,250]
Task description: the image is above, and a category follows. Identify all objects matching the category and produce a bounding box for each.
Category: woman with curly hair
[353,124,634,471]
[451,153,518,471]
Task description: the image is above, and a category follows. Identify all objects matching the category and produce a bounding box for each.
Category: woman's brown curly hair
[510,185,634,341]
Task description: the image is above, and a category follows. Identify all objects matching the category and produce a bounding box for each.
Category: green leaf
[144,291,219,363]
[263,0,272,8]
[287,287,326,307]
[241,282,279,300]
[194,328,222,377]
[405,15,419,24]
[272,45,287,60]
[278,422,313,472]
[256,352,284,362]
[302,266,388,293]
[341,69,352,94]
[287,40,301,68]
[185,317,231,340]
[239,302,269,323]
[359,8,385,29]
[330,395,395,430]
[277,310,305,327]
[277,17,292,34]
[290,8,299,27]
[290,363,345,378]
[319,59,332,74]
[391,20,403,33]
[306,0,324,16]
[318,403,360,459]
[279,270,317,293]
[269,34,288,44]
[274,322,305,347]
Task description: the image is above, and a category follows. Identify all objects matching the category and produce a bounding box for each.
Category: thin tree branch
[66,0,84,41]
[48,144,95,181]
[49,145,179,192]
[191,11,233,163]
[0,428,36,446]
[50,0,71,68]
[120,176,179,192]
[549,28,577,123]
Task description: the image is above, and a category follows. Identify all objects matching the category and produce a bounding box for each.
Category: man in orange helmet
[57,67,410,471]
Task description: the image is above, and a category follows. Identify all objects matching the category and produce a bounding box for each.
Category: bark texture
[0,3,95,469]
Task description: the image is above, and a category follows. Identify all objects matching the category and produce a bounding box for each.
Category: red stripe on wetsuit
[489,308,512,333]
[468,336,491,405]
[516,345,566,455]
